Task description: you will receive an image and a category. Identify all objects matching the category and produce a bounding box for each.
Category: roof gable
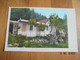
[39,19,49,23]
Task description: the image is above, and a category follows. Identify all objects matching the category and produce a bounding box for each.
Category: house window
[15,24,17,27]
[46,26,48,30]
[30,25,33,30]
[22,24,26,32]
[14,24,17,28]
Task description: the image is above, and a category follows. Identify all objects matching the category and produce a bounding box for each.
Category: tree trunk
[50,24,53,44]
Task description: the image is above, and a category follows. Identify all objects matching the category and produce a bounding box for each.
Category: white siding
[18,20,56,37]
[18,22,37,37]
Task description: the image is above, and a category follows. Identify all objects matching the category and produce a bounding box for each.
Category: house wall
[18,22,38,37]
[18,21,56,37]
[39,21,51,36]
[13,23,18,35]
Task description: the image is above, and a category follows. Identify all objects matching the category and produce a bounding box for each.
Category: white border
[4,7,78,52]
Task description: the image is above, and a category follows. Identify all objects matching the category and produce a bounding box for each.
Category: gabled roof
[38,19,49,23]
[10,20,19,23]
[19,18,29,22]
[10,18,49,25]
[19,18,49,24]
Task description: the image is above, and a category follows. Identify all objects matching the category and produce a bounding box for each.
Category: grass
[56,41,68,48]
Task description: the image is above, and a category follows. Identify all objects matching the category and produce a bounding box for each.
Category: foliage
[56,40,68,48]
[17,26,21,29]
[28,19,37,26]
[9,23,13,34]
[10,8,47,21]
[8,32,17,44]
[8,33,68,48]
[63,14,68,36]
[16,34,26,47]
[38,23,47,31]
[24,41,29,47]
[49,14,65,30]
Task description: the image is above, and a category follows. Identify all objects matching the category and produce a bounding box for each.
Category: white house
[10,18,56,37]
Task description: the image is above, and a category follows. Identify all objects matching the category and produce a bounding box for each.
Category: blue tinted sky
[30,8,67,19]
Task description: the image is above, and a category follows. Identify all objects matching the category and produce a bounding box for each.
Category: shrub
[29,42,38,47]
[55,41,68,48]
[17,26,21,29]
[24,41,29,47]
[8,33,68,48]
[16,34,26,47]
[8,32,17,45]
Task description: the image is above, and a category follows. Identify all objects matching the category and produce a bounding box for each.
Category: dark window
[30,25,33,30]
[46,26,48,30]
[15,24,17,27]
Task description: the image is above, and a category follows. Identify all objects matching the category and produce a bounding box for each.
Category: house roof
[19,19,28,22]
[38,19,49,23]
[10,20,19,23]
[19,18,49,24]
[10,18,49,25]
[19,18,29,22]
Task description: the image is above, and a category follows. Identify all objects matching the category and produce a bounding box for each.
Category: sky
[30,8,67,19]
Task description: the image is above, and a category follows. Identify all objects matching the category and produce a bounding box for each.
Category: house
[9,18,56,37]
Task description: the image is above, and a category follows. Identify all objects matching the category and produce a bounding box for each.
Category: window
[30,25,33,30]
[14,24,17,28]
[15,24,17,27]
[22,24,26,32]
[46,26,48,30]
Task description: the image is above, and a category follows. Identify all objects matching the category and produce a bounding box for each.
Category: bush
[55,41,68,48]
[16,34,27,47]
[8,32,17,45]
[24,40,29,47]
[29,42,38,48]
[8,33,68,48]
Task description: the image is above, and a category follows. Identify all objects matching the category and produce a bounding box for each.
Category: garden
[8,32,68,48]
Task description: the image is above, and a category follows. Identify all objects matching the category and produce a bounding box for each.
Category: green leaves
[17,26,21,29]
[8,32,17,45]
[28,19,37,26]
[8,33,68,48]
[38,23,47,31]
[10,8,46,21]
[28,19,47,31]
[49,14,65,30]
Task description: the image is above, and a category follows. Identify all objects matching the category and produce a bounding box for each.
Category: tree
[49,14,65,44]
[28,19,37,26]
[10,8,47,21]
[49,14,65,30]
[38,23,47,31]
[49,14,58,44]
[38,23,47,36]
[63,14,67,32]
[63,14,68,43]
[10,8,31,20]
